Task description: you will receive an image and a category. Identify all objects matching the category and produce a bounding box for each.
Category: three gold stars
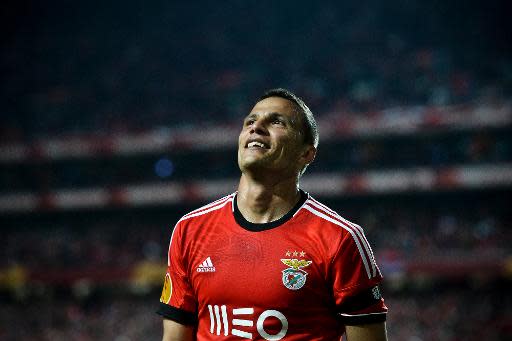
[285,250,307,258]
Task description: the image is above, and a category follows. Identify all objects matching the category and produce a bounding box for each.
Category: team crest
[281,258,312,290]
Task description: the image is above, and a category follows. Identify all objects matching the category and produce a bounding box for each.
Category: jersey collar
[233,190,308,232]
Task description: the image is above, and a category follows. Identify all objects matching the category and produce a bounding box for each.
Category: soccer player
[157,88,388,340]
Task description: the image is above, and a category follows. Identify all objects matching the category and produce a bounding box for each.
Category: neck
[236,173,301,224]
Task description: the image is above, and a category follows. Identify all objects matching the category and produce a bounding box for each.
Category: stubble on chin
[239,155,267,174]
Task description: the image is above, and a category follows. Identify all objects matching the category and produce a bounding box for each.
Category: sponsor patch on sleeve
[160,272,172,304]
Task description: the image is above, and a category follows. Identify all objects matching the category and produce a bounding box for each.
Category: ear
[300,145,317,166]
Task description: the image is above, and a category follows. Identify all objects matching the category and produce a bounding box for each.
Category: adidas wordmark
[197,257,216,272]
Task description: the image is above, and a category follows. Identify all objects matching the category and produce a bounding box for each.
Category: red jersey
[157,191,387,340]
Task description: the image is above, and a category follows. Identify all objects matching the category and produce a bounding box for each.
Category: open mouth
[246,140,270,149]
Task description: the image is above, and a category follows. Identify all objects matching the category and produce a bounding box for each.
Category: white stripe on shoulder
[179,196,234,223]
[306,198,378,278]
[338,312,387,317]
[303,203,373,279]
[167,222,179,266]
[182,193,235,219]
[308,196,338,215]
[170,194,235,264]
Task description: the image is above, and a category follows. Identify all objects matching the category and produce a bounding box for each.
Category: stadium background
[1,0,511,340]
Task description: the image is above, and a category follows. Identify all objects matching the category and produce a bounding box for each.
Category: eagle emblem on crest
[281,258,312,290]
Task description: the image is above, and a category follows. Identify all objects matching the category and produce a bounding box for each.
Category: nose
[250,118,269,135]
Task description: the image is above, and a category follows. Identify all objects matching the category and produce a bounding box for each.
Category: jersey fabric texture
[157,191,387,340]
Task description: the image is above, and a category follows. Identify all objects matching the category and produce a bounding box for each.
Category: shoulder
[177,193,236,225]
[301,193,363,236]
[302,193,380,279]
[169,193,235,246]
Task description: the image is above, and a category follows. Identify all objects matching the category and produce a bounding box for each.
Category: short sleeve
[331,225,387,325]
[156,222,198,325]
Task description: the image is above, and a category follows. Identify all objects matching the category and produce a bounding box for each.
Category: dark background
[1,1,511,340]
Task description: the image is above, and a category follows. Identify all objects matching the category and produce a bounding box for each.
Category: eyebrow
[268,112,296,125]
[244,113,259,121]
[244,112,290,121]
[267,112,286,118]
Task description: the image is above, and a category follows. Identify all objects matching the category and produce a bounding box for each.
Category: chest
[184,222,333,309]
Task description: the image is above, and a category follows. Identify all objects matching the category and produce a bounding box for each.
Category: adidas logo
[196,257,216,272]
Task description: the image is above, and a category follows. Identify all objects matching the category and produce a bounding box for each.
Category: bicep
[162,318,195,341]
[345,322,387,341]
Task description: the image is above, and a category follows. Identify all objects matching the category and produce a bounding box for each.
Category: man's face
[238,96,312,177]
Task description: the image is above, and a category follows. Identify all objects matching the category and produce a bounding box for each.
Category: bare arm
[162,319,195,341]
[345,322,388,341]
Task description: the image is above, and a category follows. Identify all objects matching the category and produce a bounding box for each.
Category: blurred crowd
[2,218,166,271]
[3,196,509,271]
[4,198,509,339]
[0,296,160,341]
[1,282,510,341]
[1,1,511,340]
[1,129,510,193]
[385,283,511,341]
[1,1,510,142]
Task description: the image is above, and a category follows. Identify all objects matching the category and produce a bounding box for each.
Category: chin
[239,159,270,173]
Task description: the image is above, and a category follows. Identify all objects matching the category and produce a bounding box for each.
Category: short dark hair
[259,88,319,148]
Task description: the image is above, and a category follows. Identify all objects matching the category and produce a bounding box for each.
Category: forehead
[248,97,300,121]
